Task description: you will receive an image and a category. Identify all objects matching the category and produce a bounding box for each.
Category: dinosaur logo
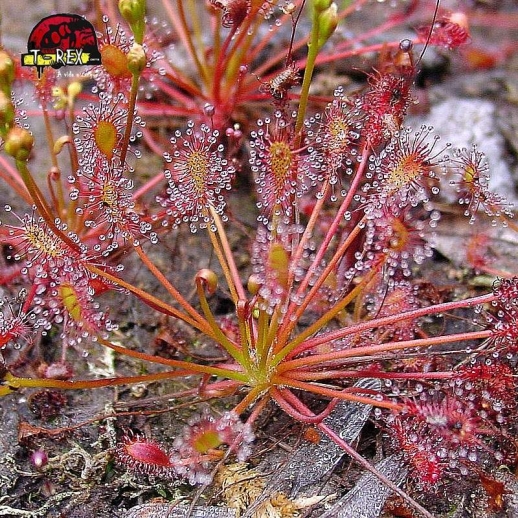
[21,14,101,78]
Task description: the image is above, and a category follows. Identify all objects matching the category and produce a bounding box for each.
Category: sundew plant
[0,0,517,516]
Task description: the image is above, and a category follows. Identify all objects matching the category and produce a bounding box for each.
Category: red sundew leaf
[123,439,172,467]
[115,435,176,478]
[416,18,470,50]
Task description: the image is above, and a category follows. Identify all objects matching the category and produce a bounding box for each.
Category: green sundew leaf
[268,242,290,291]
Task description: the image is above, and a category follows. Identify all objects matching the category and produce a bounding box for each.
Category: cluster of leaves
[0,0,517,516]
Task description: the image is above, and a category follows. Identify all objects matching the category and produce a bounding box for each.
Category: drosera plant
[89,0,478,153]
[0,0,517,516]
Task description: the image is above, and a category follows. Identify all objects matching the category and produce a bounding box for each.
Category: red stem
[272,374,402,411]
[281,329,493,373]
[212,27,238,106]
[282,369,456,382]
[289,294,495,358]
[0,156,31,203]
[271,386,339,424]
[279,145,371,338]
